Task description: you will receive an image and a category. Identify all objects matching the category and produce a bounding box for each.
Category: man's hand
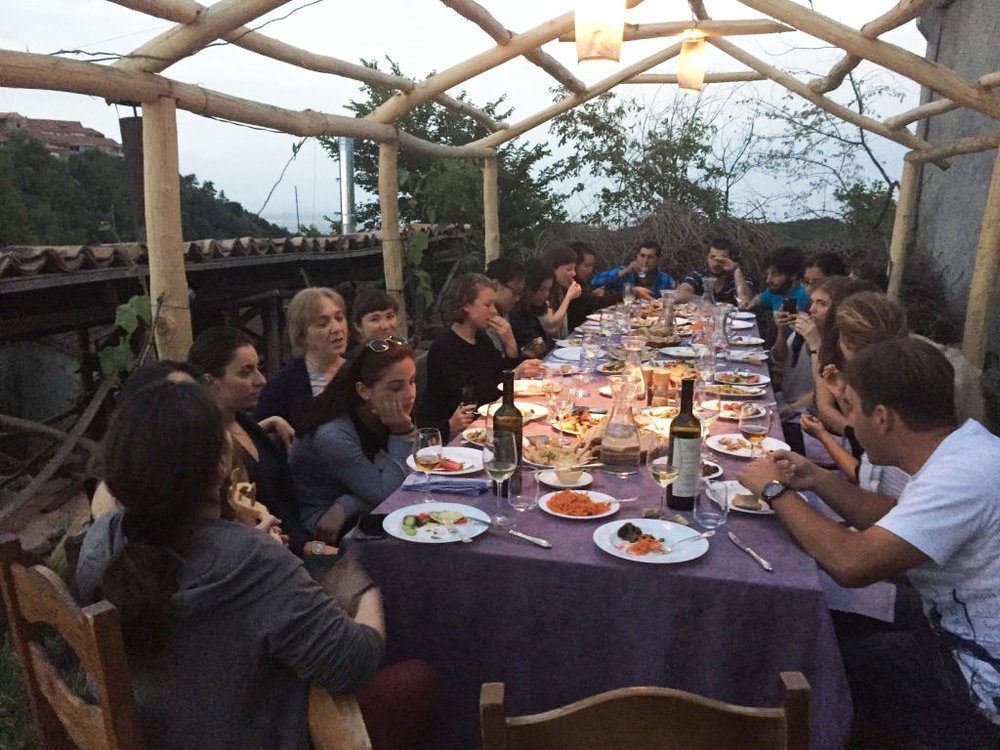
[592,287,606,297]
[717,256,739,273]
[623,259,640,275]
[799,413,827,439]
[635,287,653,301]
[771,449,829,492]
[774,310,794,329]
[737,456,783,495]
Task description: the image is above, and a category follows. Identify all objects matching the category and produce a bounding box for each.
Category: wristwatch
[760,480,791,507]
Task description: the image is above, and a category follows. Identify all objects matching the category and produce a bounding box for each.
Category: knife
[728,532,773,572]
[469,518,552,548]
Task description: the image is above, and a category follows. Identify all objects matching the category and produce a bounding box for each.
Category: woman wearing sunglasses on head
[290,337,417,544]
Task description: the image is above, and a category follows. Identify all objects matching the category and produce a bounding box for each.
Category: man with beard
[676,237,754,305]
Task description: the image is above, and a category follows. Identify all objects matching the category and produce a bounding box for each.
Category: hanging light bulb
[677,29,706,94]
[575,0,625,70]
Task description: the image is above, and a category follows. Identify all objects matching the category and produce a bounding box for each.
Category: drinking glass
[694,479,729,529]
[551,388,575,446]
[739,402,773,459]
[646,439,679,520]
[483,429,518,526]
[692,384,719,462]
[510,466,539,517]
[411,428,443,503]
[599,309,615,344]
[622,281,636,305]
[579,332,601,385]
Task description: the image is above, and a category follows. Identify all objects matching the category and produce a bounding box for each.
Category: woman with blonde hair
[255,287,348,429]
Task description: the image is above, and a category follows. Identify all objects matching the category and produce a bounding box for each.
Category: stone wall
[915,0,1000,354]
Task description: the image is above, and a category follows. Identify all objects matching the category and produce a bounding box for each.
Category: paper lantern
[575,0,625,69]
[677,30,706,94]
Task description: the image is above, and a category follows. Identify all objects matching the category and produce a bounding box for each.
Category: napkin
[402,474,490,495]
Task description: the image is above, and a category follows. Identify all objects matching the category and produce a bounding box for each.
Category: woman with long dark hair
[506,258,555,356]
[290,338,417,544]
[74,380,385,749]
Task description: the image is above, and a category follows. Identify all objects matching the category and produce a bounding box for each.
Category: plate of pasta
[539,490,618,520]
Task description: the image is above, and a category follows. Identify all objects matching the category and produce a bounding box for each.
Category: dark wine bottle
[493,369,523,495]
[667,377,701,510]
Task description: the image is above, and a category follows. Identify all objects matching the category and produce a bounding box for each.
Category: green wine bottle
[493,369,523,495]
[667,377,701,511]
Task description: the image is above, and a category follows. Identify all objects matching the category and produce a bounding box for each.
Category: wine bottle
[493,370,523,494]
[667,378,701,510]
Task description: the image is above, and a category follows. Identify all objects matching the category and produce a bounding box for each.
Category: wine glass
[622,281,636,306]
[739,402,773,459]
[483,429,518,527]
[599,309,615,344]
[412,428,443,503]
[692,384,719,463]
[551,388,575,446]
[647,438,679,520]
[579,332,601,387]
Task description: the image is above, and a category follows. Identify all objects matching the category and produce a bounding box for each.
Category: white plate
[705,434,790,459]
[593,518,709,564]
[539,490,618,519]
[554,338,582,348]
[405,446,485,475]
[701,460,723,480]
[660,346,697,358]
[461,427,489,446]
[722,350,769,363]
[586,312,603,321]
[731,311,756,320]
[729,335,765,346]
[477,401,549,422]
[552,346,583,360]
[703,400,767,421]
[708,384,767,398]
[719,480,774,515]
[596,361,627,375]
[727,319,754,330]
[496,379,552,397]
[580,321,602,331]
[537,470,594,489]
[715,371,771,387]
[383,502,491,543]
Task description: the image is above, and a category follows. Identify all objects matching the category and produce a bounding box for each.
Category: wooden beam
[904,132,1000,164]
[809,0,933,95]
[0,51,496,159]
[886,159,920,300]
[627,71,764,84]
[441,0,587,94]
[736,0,1000,121]
[558,18,792,42]
[368,12,575,124]
[114,0,292,74]
[471,42,684,149]
[378,143,408,337]
[962,147,1000,369]
[885,71,1000,130]
[110,0,507,132]
[143,97,192,360]
[708,38,945,165]
[483,156,500,264]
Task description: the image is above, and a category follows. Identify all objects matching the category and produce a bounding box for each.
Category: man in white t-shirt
[739,337,1000,748]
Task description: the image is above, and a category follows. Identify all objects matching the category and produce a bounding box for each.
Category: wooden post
[887,159,921,301]
[962,147,1000,369]
[142,96,192,360]
[483,156,500,265]
[378,142,408,337]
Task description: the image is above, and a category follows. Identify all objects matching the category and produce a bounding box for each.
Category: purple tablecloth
[350,321,852,749]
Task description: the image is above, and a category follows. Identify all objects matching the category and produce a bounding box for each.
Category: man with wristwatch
[738,337,1000,748]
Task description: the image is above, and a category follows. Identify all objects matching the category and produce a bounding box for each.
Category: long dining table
[350,311,853,749]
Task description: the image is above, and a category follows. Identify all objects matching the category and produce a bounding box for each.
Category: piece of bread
[732,492,764,511]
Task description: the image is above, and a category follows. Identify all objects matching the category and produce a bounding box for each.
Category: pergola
[3,0,999,371]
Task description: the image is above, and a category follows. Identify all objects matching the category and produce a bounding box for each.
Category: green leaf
[115,295,151,334]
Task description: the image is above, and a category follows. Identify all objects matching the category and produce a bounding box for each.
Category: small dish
[537,470,593,489]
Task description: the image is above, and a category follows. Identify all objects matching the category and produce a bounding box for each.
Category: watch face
[762,481,786,502]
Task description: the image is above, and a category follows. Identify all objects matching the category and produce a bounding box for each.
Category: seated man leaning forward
[590,240,675,301]
[738,337,1000,748]
[675,237,754,305]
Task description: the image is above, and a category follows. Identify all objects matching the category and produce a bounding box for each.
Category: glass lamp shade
[677,33,706,94]
[575,0,624,68]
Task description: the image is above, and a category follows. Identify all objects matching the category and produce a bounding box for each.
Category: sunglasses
[366,336,407,352]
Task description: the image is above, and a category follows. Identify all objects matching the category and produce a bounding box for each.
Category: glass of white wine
[412,428,443,503]
[551,388,575,447]
[622,281,636,306]
[692,383,720,462]
[483,429,518,527]
[647,438,679,520]
[739,402,773,459]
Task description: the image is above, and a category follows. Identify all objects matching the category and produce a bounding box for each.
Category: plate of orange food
[593,519,709,563]
[539,489,619,520]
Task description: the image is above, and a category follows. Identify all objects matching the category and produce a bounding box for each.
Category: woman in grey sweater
[75,380,385,750]
[290,337,417,543]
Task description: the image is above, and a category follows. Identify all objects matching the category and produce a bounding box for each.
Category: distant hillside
[0,129,289,247]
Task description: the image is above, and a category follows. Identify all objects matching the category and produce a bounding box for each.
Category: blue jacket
[591,266,676,297]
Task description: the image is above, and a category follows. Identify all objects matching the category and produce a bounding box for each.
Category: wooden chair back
[480,672,810,750]
[308,683,372,750]
[0,536,145,750]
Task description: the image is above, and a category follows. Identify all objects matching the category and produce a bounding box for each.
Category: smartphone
[781,298,798,315]
[355,513,388,540]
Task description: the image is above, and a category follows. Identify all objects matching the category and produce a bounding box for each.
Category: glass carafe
[621,335,646,402]
[648,294,675,344]
[600,377,642,478]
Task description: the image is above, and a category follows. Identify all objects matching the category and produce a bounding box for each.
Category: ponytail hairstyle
[96,380,227,661]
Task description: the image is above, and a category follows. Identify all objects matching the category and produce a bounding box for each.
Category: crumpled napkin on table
[401,474,490,495]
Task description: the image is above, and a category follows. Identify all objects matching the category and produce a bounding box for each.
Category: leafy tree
[179,175,288,239]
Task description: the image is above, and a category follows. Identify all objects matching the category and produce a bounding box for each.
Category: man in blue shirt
[743,245,810,312]
[591,241,675,300]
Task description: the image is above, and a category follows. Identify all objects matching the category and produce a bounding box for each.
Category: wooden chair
[0,536,145,750]
[308,683,372,750]
[480,672,811,750]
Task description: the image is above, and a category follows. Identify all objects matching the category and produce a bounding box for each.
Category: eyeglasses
[367,336,407,352]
